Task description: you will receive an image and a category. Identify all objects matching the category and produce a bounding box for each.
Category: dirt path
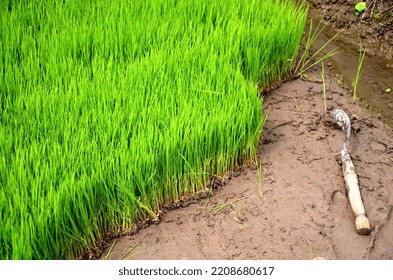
[99,66,393,260]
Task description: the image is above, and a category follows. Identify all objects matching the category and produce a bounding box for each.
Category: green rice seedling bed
[0,0,307,259]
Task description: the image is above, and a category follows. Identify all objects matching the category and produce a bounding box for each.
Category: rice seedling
[294,18,341,77]
[0,0,307,259]
[255,156,265,211]
[231,203,246,224]
[120,243,142,260]
[353,43,367,101]
[204,197,247,225]
[321,61,327,112]
[104,241,116,260]
[309,241,313,260]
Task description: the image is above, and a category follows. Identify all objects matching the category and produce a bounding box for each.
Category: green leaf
[385,88,391,93]
[355,2,367,16]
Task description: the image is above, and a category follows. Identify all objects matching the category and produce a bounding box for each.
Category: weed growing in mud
[0,0,307,259]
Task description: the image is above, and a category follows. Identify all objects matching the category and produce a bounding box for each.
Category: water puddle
[307,7,393,126]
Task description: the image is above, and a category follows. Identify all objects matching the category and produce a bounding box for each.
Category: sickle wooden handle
[341,149,371,235]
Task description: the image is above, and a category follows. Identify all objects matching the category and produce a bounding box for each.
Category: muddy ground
[99,65,393,260]
[307,0,393,60]
[96,1,393,260]
[303,1,393,127]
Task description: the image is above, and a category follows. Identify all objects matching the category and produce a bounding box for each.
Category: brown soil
[99,65,393,260]
[307,0,393,60]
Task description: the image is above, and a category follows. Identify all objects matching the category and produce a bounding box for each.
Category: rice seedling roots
[81,164,255,259]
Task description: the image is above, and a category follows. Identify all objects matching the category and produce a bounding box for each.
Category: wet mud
[307,2,393,126]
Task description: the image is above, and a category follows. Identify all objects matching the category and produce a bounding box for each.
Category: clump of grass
[0,0,307,259]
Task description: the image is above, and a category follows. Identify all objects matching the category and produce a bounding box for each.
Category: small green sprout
[355,2,367,16]
[372,12,381,20]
